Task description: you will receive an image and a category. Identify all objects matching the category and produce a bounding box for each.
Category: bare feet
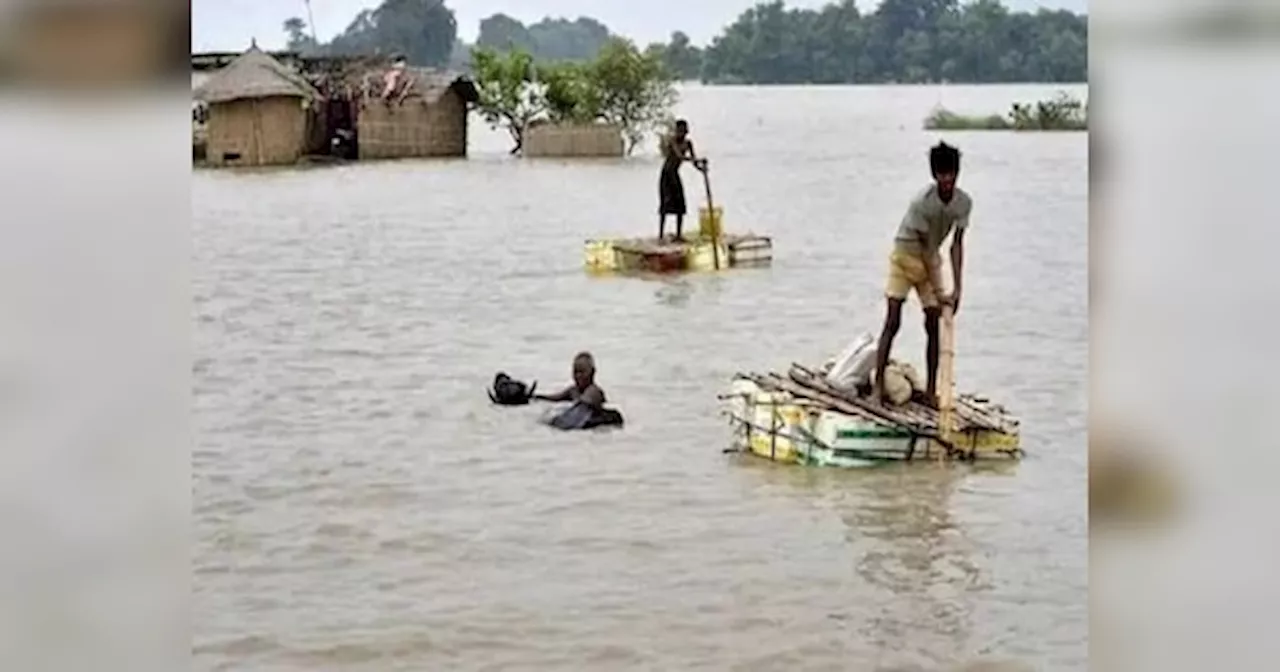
[914,390,940,409]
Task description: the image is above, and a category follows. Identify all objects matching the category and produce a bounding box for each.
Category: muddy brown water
[194,83,1087,670]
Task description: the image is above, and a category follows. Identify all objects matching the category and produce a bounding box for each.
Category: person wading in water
[658,119,707,242]
[872,141,972,409]
[533,352,606,409]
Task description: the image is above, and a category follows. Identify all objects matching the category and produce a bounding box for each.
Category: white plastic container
[825,332,876,389]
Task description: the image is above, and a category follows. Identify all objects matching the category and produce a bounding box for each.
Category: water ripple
[194,84,1086,671]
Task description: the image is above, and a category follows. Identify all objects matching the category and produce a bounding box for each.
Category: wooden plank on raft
[757,374,898,428]
[748,372,926,433]
[748,373,970,453]
[785,366,939,431]
[612,233,765,254]
[955,396,1019,433]
[786,362,1010,434]
[612,240,682,255]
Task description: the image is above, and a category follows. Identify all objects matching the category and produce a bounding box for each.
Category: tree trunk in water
[507,125,523,155]
[623,127,638,157]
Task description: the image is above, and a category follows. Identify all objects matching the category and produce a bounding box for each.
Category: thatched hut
[194,46,323,167]
[355,65,479,160]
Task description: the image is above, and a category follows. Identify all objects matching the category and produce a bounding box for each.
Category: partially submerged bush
[1008,92,1087,130]
[924,91,1087,131]
[924,108,1010,130]
[471,39,677,156]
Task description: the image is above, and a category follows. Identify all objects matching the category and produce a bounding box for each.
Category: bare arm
[533,385,573,402]
[945,199,970,311]
[580,385,605,409]
[685,140,707,171]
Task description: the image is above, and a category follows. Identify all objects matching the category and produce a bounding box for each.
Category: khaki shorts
[885,249,945,308]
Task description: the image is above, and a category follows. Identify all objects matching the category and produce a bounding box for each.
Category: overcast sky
[192,0,1087,53]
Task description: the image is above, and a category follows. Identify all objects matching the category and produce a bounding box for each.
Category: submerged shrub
[923,91,1087,131]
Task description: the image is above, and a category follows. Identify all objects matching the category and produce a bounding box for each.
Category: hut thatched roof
[194,46,321,104]
[408,68,479,104]
[354,65,479,105]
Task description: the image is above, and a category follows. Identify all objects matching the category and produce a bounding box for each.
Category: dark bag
[488,372,537,406]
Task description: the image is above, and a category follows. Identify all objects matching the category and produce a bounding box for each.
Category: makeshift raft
[721,363,1023,468]
[585,234,773,273]
[584,205,772,273]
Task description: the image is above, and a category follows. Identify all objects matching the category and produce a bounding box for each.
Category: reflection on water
[194,84,1086,670]
[732,460,1025,669]
[654,277,695,307]
[847,466,984,665]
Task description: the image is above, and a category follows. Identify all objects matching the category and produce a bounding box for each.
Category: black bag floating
[488,372,536,406]
[541,401,625,430]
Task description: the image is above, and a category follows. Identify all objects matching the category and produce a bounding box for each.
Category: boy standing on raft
[658,119,707,242]
[873,142,972,408]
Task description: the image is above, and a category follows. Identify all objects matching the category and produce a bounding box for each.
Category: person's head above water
[572,351,595,389]
[929,141,961,193]
[673,119,689,140]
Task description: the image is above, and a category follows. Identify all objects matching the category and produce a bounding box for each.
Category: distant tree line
[691,0,1087,84]
[284,0,459,66]
[281,0,1086,84]
[474,14,613,63]
[281,1,615,70]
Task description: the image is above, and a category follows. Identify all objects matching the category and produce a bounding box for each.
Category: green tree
[696,0,1086,84]
[470,48,544,154]
[290,0,458,67]
[476,13,534,52]
[326,9,382,56]
[371,0,457,66]
[527,17,612,61]
[537,62,602,123]
[476,14,614,63]
[469,39,678,156]
[282,17,318,53]
[588,38,677,156]
[291,0,1087,85]
[658,31,703,81]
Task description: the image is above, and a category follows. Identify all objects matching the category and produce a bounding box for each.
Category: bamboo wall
[357,91,468,160]
[524,123,625,158]
[204,96,308,167]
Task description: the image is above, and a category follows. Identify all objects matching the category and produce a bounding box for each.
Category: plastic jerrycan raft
[698,206,723,240]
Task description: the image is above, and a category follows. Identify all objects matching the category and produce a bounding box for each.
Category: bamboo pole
[935,304,956,460]
[700,165,721,271]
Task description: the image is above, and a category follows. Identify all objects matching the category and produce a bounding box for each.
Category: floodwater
[193,84,1087,671]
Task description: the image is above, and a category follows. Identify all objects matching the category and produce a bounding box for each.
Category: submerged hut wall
[203,96,313,166]
[355,67,479,160]
[523,123,625,158]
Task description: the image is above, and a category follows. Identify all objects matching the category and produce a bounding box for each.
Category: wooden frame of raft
[732,364,1021,459]
[585,234,773,273]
